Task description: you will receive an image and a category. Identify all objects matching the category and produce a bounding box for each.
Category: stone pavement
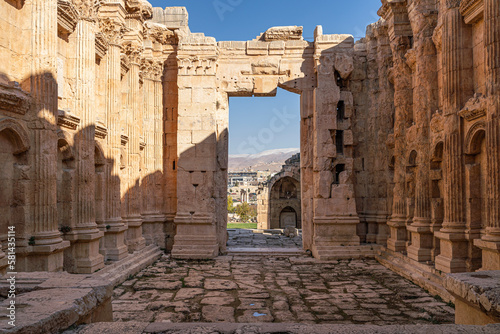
[111,253,455,325]
[227,229,303,248]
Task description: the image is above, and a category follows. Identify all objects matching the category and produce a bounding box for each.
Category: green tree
[235,202,257,222]
[227,195,235,213]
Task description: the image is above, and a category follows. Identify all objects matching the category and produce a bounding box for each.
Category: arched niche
[280,206,297,228]
[0,118,30,251]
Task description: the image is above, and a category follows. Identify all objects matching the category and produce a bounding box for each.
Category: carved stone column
[123,43,146,252]
[64,1,104,274]
[407,0,438,262]
[379,1,413,253]
[474,0,500,270]
[21,0,70,272]
[98,15,128,261]
[435,0,472,273]
[141,59,166,247]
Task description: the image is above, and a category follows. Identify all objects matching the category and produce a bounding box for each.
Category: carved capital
[140,59,163,81]
[72,0,101,20]
[98,18,127,46]
[123,42,143,64]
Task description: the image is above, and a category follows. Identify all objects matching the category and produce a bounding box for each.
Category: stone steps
[64,322,500,334]
[95,244,163,287]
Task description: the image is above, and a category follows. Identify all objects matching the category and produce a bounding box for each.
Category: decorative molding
[57,0,79,34]
[460,0,484,24]
[121,54,130,77]
[95,32,109,59]
[95,121,108,139]
[0,82,30,115]
[144,21,177,45]
[57,109,80,130]
[465,121,486,155]
[177,56,218,76]
[459,93,487,121]
[120,134,129,146]
[261,26,303,41]
[446,0,462,9]
[125,0,153,22]
[139,139,146,151]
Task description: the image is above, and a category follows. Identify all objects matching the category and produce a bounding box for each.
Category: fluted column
[435,0,470,273]
[99,17,128,261]
[474,0,500,270]
[123,44,146,252]
[386,36,413,252]
[22,0,70,272]
[140,59,166,247]
[407,1,438,262]
[65,2,104,273]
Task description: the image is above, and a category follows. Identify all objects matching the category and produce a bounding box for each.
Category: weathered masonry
[0,0,499,282]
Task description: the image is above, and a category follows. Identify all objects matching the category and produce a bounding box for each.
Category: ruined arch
[465,122,486,155]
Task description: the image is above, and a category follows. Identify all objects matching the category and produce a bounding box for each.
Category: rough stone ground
[226,229,303,248]
[112,231,454,325]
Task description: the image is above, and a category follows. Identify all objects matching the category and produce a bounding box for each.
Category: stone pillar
[123,43,146,252]
[379,0,414,253]
[99,17,128,261]
[64,2,104,274]
[164,52,178,252]
[172,40,220,259]
[311,30,360,260]
[407,1,438,262]
[474,0,500,270]
[435,0,471,273]
[21,0,70,272]
[301,89,315,251]
[141,59,166,247]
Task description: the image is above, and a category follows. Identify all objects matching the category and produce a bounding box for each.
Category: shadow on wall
[0,70,172,272]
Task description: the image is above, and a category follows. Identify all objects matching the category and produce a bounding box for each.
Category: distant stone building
[257,154,301,229]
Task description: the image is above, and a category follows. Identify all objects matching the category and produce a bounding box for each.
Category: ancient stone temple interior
[0,0,499,332]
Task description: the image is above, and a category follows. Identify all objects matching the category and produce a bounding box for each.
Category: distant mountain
[229,148,299,172]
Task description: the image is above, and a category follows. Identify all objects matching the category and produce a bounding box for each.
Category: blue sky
[148,0,382,154]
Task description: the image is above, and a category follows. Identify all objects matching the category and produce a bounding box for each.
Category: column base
[387,217,407,252]
[474,238,500,270]
[103,221,129,262]
[64,230,105,274]
[407,223,433,262]
[311,215,360,259]
[17,240,70,272]
[171,213,218,259]
[435,230,468,273]
[125,217,146,253]
[142,214,167,249]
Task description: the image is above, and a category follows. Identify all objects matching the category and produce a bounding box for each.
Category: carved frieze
[57,0,79,34]
[57,109,80,130]
[0,82,30,115]
[177,56,217,76]
[459,93,487,121]
[460,0,484,24]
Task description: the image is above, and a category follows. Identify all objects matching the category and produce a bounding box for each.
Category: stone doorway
[280,207,297,228]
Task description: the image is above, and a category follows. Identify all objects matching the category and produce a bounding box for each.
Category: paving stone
[237,309,274,323]
[204,279,239,290]
[202,305,235,322]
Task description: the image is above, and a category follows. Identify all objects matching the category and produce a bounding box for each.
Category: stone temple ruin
[0,0,500,332]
